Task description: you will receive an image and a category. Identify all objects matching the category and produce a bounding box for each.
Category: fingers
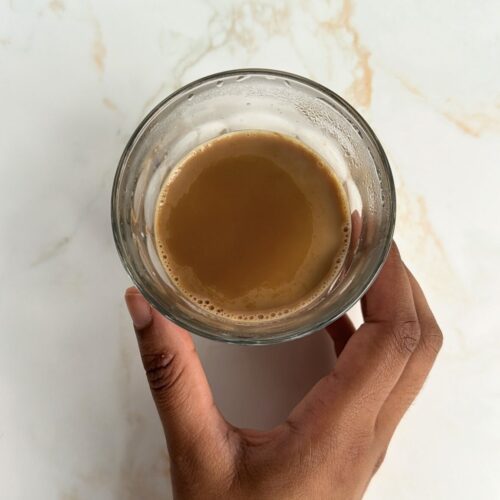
[350,209,362,253]
[360,244,417,325]
[286,244,419,436]
[326,315,355,356]
[124,288,230,460]
[332,243,419,409]
[374,268,442,441]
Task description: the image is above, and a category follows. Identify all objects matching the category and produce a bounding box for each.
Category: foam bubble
[180,241,351,324]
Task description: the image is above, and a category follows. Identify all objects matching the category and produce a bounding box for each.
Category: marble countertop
[1,0,499,498]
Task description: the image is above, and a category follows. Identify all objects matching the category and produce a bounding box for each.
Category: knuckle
[284,417,303,437]
[342,429,373,465]
[391,320,421,355]
[326,367,343,386]
[141,351,182,394]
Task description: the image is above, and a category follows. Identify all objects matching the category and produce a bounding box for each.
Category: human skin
[125,244,442,499]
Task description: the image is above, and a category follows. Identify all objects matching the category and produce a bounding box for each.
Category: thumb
[124,287,230,462]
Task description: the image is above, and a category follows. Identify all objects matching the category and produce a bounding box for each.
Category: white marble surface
[1,0,500,498]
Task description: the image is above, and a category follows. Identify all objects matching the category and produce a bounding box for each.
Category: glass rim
[111,68,396,345]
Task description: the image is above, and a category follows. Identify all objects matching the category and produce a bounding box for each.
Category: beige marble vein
[391,70,500,137]
[395,174,461,297]
[225,1,291,48]
[442,110,500,137]
[143,12,220,113]
[49,0,65,14]
[143,1,291,113]
[143,34,217,113]
[102,97,119,112]
[320,0,372,107]
[91,14,106,74]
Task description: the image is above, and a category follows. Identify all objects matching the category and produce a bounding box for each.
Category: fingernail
[125,288,152,330]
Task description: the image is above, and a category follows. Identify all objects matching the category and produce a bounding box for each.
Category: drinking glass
[111,69,396,344]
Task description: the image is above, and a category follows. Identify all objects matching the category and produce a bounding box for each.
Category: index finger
[333,243,420,409]
[374,267,443,441]
[361,244,418,325]
[286,243,421,435]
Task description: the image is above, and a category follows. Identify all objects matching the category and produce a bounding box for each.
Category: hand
[124,244,442,500]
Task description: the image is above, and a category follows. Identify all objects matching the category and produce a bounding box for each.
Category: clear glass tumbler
[111,69,396,344]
